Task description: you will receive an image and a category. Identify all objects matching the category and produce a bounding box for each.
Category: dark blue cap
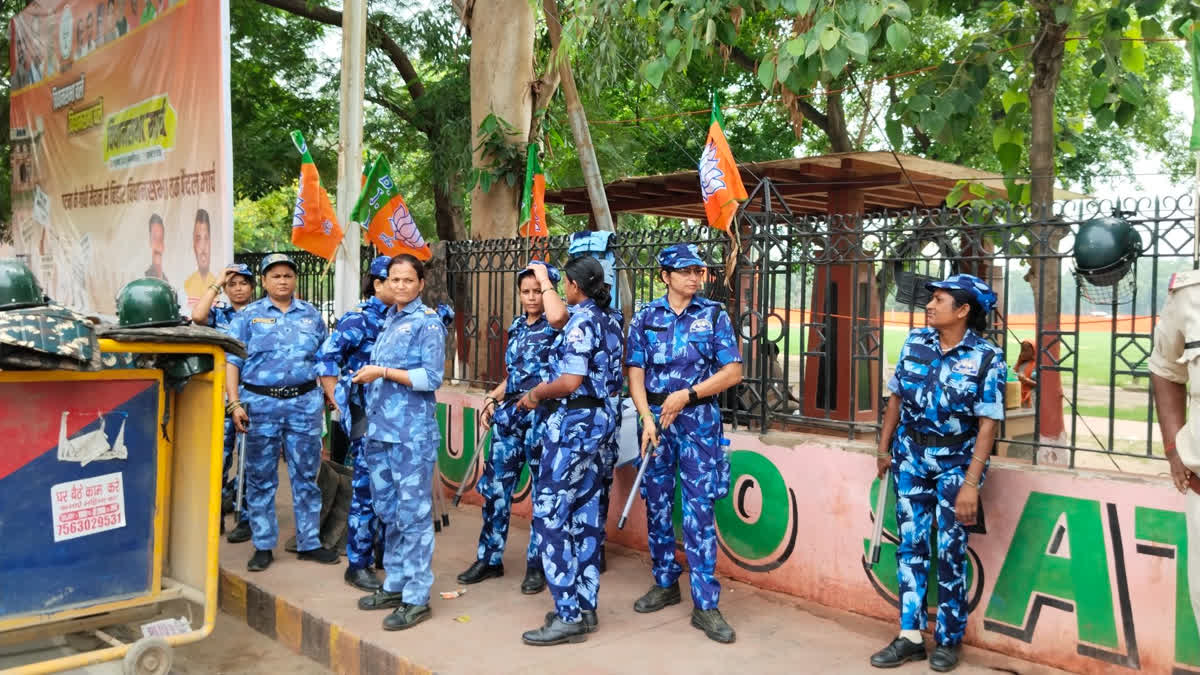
[925,274,997,313]
[657,244,706,269]
[368,255,392,280]
[259,253,297,274]
[435,303,455,327]
[224,263,253,280]
[519,260,561,284]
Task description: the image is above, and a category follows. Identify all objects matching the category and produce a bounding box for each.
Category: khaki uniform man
[1148,270,1200,626]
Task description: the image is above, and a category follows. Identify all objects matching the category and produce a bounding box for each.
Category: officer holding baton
[626,243,742,644]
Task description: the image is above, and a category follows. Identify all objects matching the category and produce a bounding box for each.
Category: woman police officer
[456,260,566,594]
[625,243,743,644]
[870,274,1005,672]
[516,256,619,646]
[350,254,447,632]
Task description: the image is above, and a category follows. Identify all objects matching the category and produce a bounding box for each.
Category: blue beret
[519,260,561,284]
[657,243,706,269]
[925,274,998,314]
[224,263,253,280]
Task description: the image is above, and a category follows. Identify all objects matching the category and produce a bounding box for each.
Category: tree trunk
[1027,2,1069,459]
[825,90,853,153]
[433,177,467,243]
[468,0,534,240]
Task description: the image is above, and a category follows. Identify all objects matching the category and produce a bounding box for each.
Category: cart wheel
[122,636,173,675]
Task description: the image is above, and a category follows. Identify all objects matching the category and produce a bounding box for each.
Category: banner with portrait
[9,0,233,316]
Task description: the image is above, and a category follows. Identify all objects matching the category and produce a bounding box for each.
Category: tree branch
[727,45,831,133]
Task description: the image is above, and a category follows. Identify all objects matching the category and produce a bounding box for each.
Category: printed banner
[9,0,233,316]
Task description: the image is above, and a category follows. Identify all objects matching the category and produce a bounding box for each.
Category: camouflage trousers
[892,448,981,646]
[363,439,436,606]
[638,403,729,611]
[244,429,323,552]
[532,406,613,623]
[222,417,247,521]
[474,418,539,568]
[346,439,383,570]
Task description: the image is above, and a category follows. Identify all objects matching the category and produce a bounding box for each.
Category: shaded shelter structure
[546,151,1079,430]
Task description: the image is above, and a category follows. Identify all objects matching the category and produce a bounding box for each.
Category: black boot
[357,589,405,611]
[457,560,504,584]
[597,545,607,574]
[382,603,431,631]
[226,520,251,544]
[691,608,735,644]
[521,566,546,594]
[930,644,961,672]
[544,610,597,633]
[344,566,382,592]
[247,549,273,572]
[633,582,681,613]
[870,637,927,668]
[297,546,340,564]
[521,616,588,646]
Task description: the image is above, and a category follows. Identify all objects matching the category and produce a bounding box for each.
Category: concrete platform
[216,469,1068,675]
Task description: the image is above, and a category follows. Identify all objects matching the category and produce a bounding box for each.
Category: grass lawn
[769,321,1144,389]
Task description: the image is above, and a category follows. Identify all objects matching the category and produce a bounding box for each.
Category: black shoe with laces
[382,603,431,631]
[456,559,504,584]
[870,637,927,668]
[544,610,597,633]
[357,589,405,611]
[522,616,588,646]
[521,566,546,594]
[930,644,961,672]
[633,582,681,613]
[691,608,735,644]
[246,549,273,572]
[344,566,382,592]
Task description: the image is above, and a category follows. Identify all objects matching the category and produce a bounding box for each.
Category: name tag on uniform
[398,324,412,335]
[690,319,713,333]
[952,360,979,377]
[251,318,276,325]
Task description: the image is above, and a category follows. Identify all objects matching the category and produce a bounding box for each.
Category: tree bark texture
[1027,1,1069,449]
[468,0,534,240]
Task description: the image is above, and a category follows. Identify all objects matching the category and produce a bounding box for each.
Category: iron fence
[233,248,375,327]
[444,180,1197,469]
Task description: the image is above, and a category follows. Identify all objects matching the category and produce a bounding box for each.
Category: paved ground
[213,469,1071,675]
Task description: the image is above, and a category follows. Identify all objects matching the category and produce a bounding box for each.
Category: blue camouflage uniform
[316,256,392,572]
[626,244,741,611]
[594,305,624,559]
[225,256,328,553]
[474,263,561,569]
[362,297,446,606]
[887,274,1005,647]
[203,264,254,517]
[532,297,617,623]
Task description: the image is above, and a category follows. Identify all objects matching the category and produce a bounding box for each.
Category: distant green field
[766,322,1141,389]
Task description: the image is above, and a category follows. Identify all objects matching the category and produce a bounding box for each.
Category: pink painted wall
[436,387,1195,673]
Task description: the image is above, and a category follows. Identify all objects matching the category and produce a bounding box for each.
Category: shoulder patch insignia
[567,327,585,343]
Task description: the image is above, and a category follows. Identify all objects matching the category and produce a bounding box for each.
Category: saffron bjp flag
[519,145,548,237]
[290,131,344,261]
[698,97,747,232]
[351,156,432,261]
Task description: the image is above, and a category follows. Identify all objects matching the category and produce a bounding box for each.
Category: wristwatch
[687,386,699,405]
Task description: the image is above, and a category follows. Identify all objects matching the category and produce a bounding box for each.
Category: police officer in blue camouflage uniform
[457,261,564,594]
[193,263,256,540]
[352,254,446,631]
[226,253,340,572]
[870,274,1005,672]
[516,256,618,646]
[595,297,624,573]
[626,243,743,644]
[316,255,394,592]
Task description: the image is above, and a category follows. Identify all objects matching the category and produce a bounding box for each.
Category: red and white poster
[9,0,233,316]
[50,471,127,542]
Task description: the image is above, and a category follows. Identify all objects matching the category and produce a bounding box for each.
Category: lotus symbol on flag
[699,140,726,201]
[292,196,305,229]
[388,202,428,250]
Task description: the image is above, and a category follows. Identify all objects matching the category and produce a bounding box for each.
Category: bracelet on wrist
[963,477,980,488]
[209,284,223,293]
[969,455,988,466]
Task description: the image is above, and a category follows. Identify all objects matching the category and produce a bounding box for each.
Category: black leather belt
[908,429,976,447]
[646,390,715,408]
[243,381,318,399]
[544,395,605,412]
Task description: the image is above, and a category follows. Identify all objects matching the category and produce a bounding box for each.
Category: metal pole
[334,0,366,316]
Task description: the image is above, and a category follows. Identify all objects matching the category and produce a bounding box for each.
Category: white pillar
[334,0,366,316]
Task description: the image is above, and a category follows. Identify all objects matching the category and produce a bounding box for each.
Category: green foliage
[0,0,19,241]
[465,114,527,195]
[232,185,295,253]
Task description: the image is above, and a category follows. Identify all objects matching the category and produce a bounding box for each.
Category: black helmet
[0,259,48,310]
[1073,215,1142,287]
[116,278,185,328]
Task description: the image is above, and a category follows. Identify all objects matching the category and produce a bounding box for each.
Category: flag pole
[334,0,366,316]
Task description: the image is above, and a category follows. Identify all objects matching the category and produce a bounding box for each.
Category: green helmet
[0,259,48,310]
[1073,215,1142,286]
[116,278,185,328]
